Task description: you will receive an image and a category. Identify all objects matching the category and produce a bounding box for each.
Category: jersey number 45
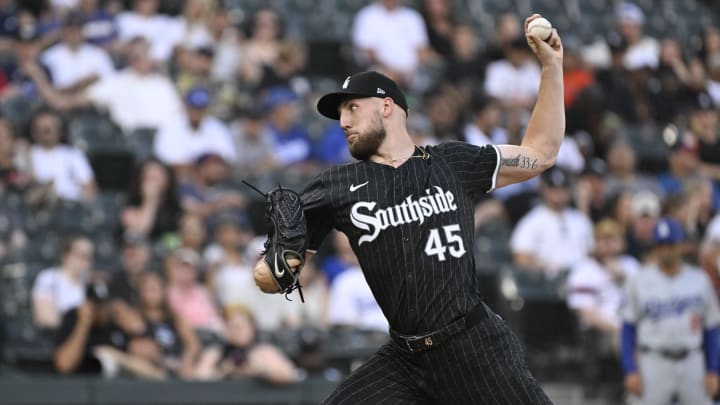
[425,224,467,262]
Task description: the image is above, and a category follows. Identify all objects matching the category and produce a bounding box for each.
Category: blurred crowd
[0,0,718,396]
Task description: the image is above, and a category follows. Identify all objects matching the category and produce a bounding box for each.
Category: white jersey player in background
[621,217,720,405]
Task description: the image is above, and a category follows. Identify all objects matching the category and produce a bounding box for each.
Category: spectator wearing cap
[262,86,313,168]
[30,36,185,132]
[177,152,246,230]
[28,109,97,202]
[683,93,720,181]
[351,0,434,85]
[615,2,659,71]
[568,218,640,345]
[154,86,236,173]
[483,36,541,110]
[511,166,594,278]
[40,12,115,92]
[0,27,53,101]
[166,248,224,335]
[625,190,662,262]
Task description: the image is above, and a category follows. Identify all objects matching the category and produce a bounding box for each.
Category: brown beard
[348,111,386,161]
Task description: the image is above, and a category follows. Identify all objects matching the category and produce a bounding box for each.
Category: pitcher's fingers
[548,29,562,49]
[524,14,541,32]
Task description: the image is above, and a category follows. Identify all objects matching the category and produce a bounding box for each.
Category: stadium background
[0,0,719,404]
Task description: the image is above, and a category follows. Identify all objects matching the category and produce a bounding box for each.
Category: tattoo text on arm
[502,154,538,170]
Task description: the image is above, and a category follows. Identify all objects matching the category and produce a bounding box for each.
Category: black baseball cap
[316,71,408,120]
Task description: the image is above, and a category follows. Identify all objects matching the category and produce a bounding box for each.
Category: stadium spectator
[483,12,522,62]
[230,108,279,176]
[120,158,182,241]
[108,233,150,306]
[205,216,254,297]
[154,87,236,171]
[667,178,715,243]
[312,122,353,166]
[204,306,297,383]
[262,86,313,168]
[28,109,97,202]
[40,12,115,91]
[511,166,594,278]
[0,118,31,193]
[54,279,151,376]
[687,93,720,183]
[420,0,455,59]
[165,248,224,335]
[178,153,246,229]
[562,37,595,110]
[568,218,640,340]
[176,213,207,258]
[175,0,213,51]
[657,133,708,201]
[77,0,119,49]
[604,139,663,197]
[445,23,486,88]
[116,0,180,62]
[32,236,94,329]
[132,271,214,380]
[0,28,51,102]
[351,0,433,84]
[575,158,611,222]
[483,37,541,110]
[174,46,236,122]
[208,2,243,82]
[626,190,662,262]
[31,36,185,132]
[407,113,438,146]
[615,2,659,71]
[239,8,284,87]
[327,233,387,332]
[462,93,507,146]
[255,39,309,94]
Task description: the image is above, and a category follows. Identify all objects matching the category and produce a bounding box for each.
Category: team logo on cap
[376,88,385,95]
[342,76,350,89]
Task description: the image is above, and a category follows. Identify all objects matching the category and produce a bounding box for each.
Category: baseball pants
[322,307,553,405]
[629,350,711,405]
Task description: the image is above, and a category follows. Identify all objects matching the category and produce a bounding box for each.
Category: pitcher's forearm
[521,62,565,168]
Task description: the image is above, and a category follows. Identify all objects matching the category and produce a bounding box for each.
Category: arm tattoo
[502,154,538,170]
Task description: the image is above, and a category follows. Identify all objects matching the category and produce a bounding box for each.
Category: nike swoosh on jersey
[350,182,369,192]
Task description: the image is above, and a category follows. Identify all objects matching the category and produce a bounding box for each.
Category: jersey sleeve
[301,172,334,253]
[567,263,597,310]
[701,272,720,328]
[429,141,500,196]
[620,272,641,323]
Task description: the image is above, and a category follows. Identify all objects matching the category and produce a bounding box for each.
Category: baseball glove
[245,182,307,302]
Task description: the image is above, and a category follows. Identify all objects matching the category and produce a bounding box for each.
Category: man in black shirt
[254,15,565,404]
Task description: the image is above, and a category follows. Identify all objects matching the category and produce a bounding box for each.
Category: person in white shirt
[32,237,94,329]
[351,0,433,83]
[29,37,185,133]
[41,13,115,91]
[116,0,182,62]
[154,86,236,171]
[463,93,507,146]
[615,2,659,71]
[29,109,96,202]
[327,232,388,332]
[568,218,640,338]
[484,37,541,109]
[511,166,594,278]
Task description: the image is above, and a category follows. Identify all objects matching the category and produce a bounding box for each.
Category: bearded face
[347,111,386,161]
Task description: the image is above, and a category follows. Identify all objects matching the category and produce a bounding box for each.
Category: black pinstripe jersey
[302,141,500,334]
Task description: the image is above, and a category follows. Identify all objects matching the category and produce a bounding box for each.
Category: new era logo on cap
[316,71,409,120]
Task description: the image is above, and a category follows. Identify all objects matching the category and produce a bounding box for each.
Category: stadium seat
[68,112,128,155]
[125,127,157,163]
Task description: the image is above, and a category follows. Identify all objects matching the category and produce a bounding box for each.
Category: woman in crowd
[120,158,182,241]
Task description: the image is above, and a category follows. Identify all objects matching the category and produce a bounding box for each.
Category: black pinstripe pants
[322,309,553,405]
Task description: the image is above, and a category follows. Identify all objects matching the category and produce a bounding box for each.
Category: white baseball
[528,17,552,41]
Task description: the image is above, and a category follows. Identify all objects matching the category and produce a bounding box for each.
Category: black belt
[389,303,489,353]
[640,346,697,361]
